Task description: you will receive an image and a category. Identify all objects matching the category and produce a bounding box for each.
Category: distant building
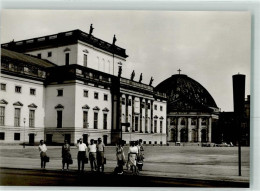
[0,29,166,145]
[155,74,219,144]
[217,95,250,146]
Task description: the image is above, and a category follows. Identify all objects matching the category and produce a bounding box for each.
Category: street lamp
[23,118,26,148]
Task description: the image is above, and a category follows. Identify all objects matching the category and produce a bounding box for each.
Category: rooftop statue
[113,35,117,45]
[139,73,143,83]
[118,66,122,77]
[149,77,154,86]
[130,70,135,81]
[89,24,94,36]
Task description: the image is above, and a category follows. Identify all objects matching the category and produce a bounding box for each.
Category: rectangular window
[14,108,21,127]
[48,52,52,57]
[154,105,157,110]
[160,121,163,133]
[104,94,108,101]
[37,53,41,58]
[84,90,88,97]
[57,89,63,96]
[0,106,5,126]
[29,110,35,127]
[83,54,88,67]
[128,99,132,106]
[154,119,157,133]
[141,102,145,109]
[0,83,6,91]
[94,92,99,99]
[83,111,88,128]
[94,112,98,129]
[147,103,150,109]
[65,53,70,66]
[103,113,107,129]
[15,86,21,93]
[57,110,62,128]
[14,133,20,140]
[135,116,139,131]
[122,98,125,105]
[160,106,163,111]
[30,88,36,95]
[0,132,5,140]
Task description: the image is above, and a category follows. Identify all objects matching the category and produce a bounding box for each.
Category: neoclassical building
[0,29,166,145]
[155,74,219,144]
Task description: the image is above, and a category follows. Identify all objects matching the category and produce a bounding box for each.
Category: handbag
[84,157,88,164]
[44,156,50,162]
[68,158,73,164]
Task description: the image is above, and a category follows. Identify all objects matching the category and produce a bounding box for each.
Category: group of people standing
[38,138,144,175]
[38,138,105,172]
[116,139,144,175]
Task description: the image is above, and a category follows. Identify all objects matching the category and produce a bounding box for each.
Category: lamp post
[23,118,26,148]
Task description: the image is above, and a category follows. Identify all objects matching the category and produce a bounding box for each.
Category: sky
[0,10,251,112]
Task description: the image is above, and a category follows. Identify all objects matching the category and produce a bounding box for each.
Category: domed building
[155,73,219,144]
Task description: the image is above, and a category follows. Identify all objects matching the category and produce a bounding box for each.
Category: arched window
[181,118,186,125]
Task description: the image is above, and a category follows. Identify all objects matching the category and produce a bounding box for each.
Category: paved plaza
[0,145,250,184]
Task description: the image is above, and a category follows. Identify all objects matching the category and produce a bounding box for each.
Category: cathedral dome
[155,74,218,112]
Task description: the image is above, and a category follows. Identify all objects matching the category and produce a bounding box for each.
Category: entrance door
[64,134,71,144]
[46,134,52,144]
[201,129,207,142]
[83,134,88,145]
[29,134,35,145]
[180,128,187,142]
[103,135,108,145]
[192,129,197,142]
[170,128,176,142]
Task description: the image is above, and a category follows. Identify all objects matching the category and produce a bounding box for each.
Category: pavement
[0,145,250,187]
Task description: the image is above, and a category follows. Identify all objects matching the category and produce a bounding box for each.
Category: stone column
[177,117,181,142]
[188,117,192,142]
[119,93,122,131]
[139,97,143,133]
[132,96,135,132]
[198,118,202,142]
[208,117,212,142]
[150,100,154,133]
[125,94,129,131]
[145,99,148,133]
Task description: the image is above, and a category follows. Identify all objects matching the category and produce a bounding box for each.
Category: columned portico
[208,117,212,142]
[177,117,181,142]
[198,118,202,142]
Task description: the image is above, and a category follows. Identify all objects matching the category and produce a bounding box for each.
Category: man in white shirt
[76,138,87,172]
[38,140,47,169]
[88,139,97,171]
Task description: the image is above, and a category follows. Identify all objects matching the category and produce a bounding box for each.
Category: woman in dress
[116,140,125,174]
[127,141,139,175]
[62,140,72,171]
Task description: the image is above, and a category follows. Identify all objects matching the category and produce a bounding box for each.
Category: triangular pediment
[55,104,64,109]
[159,116,164,120]
[0,99,8,105]
[82,104,90,109]
[13,101,23,106]
[102,107,109,112]
[28,103,38,108]
[154,115,158,119]
[93,106,100,111]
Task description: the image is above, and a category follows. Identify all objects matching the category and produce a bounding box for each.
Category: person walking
[62,139,72,171]
[116,140,125,174]
[38,140,48,169]
[96,137,105,172]
[127,141,139,175]
[137,139,144,171]
[88,139,97,171]
[76,138,87,172]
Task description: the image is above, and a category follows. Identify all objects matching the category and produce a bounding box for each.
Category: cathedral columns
[198,118,202,142]
[177,117,181,142]
[188,118,192,142]
[208,117,212,142]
